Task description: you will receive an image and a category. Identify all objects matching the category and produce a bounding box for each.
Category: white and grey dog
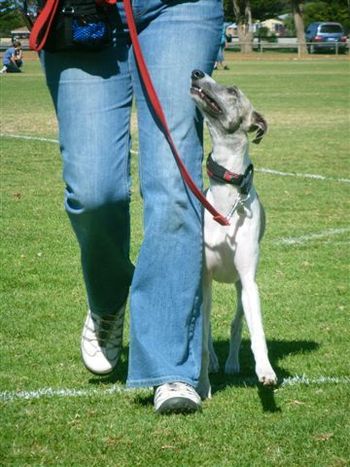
[190,70,277,398]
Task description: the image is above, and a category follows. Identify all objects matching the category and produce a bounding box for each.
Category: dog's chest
[204,211,246,282]
[204,189,261,283]
[204,236,239,283]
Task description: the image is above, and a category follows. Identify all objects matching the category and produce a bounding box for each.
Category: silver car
[305,22,348,54]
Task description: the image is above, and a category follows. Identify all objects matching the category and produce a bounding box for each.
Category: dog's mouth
[190,84,223,115]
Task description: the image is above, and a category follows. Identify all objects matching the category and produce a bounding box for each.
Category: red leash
[29,0,229,226]
[29,0,60,51]
[122,0,229,226]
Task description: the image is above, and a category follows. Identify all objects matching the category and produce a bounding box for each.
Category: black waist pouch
[21,0,113,52]
[45,0,113,51]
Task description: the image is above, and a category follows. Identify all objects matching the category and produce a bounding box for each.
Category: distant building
[11,26,30,44]
[259,19,285,36]
[226,18,286,38]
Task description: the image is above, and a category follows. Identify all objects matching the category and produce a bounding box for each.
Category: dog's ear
[249,111,268,144]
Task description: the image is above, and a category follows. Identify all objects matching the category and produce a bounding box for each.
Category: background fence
[226,37,349,55]
[0,36,349,55]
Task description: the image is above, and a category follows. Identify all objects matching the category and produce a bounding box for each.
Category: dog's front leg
[208,323,219,373]
[225,280,244,375]
[197,274,213,399]
[240,276,277,385]
[205,275,219,372]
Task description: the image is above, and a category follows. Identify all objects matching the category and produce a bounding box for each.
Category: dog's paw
[257,368,278,386]
[224,358,240,375]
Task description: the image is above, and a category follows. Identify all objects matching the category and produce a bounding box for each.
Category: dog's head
[190,70,267,144]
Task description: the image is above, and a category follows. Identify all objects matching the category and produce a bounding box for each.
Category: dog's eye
[226,87,237,96]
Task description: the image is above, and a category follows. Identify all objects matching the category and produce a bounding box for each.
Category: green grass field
[1,54,350,466]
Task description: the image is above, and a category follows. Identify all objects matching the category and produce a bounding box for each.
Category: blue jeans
[43,0,223,389]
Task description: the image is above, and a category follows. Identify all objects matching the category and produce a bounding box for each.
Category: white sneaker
[81,305,125,375]
[154,382,202,414]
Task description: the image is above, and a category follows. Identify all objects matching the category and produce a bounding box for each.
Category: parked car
[305,22,348,53]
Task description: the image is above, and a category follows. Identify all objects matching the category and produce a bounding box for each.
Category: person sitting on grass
[0,41,23,74]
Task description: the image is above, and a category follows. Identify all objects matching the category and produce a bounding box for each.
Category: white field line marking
[1,134,350,184]
[1,375,349,402]
[0,133,59,144]
[256,167,350,184]
[0,384,129,402]
[274,227,350,246]
[0,133,139,154]
[280,375,350,387]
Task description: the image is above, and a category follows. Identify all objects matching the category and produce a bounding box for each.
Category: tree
[227,0,349,54]
[248,0,286,20]
[224,0,234,21]
[229,1,292,53]
[303,1,350,32]
[224,0,286,22]
[232,0,254,53]
[291,0,307,54]
[0,0,25,36]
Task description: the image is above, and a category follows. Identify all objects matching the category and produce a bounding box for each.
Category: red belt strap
[29,0,60,51]
[29,0,230,226]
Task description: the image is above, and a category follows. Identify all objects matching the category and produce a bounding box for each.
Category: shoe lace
[155,382,199,403]
[86,308,125,350]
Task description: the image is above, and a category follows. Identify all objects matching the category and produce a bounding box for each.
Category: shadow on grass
[210,338,320,413]
[87,338,319,413]
[87,348,129,386]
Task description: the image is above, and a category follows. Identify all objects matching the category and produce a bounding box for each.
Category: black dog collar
[206,153,254,195]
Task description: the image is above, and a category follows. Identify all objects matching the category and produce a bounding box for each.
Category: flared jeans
[43,0,223,388]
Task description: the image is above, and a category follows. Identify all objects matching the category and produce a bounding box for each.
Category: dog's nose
[191,69,205,80]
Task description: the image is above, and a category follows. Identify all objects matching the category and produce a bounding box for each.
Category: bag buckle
[62,6,75,15]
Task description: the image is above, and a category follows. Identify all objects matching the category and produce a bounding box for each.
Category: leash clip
[226,193,250,220]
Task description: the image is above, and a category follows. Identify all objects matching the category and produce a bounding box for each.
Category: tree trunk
[292,0,308,55]
[233,0,254,54]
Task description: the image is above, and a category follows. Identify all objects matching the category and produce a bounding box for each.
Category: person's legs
[43,43,134,316]
[126,0,223,390]
[5,62,21,73]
